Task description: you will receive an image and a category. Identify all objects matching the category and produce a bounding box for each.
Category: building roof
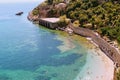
[40,18,60,23]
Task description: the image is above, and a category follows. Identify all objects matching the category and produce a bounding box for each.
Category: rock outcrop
[27,12,39,21]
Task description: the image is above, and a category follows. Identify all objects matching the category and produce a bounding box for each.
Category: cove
[0,2,88,80]
[0,1,114,80]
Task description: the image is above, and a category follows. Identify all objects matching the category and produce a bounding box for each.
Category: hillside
[66,0,120,43]
[28,0,120,80]
[28,0,120,43]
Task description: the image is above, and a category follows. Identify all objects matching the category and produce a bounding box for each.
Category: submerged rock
[51,73,58,77]
[35,75,51,80]
[0,75,12,80]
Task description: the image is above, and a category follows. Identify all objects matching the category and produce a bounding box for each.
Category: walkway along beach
[70,25,120,67]
[35,18,118,80]
[37,18,120,67]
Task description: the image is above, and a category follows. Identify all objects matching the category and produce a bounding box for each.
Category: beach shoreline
[36,24,116,80]
[59,29,115,80]
[28,5,119,79]
[53,30,115,80]
[81,39,114,80]
[74,47,114,80]
[70,25,120,66]
[71,33,114,80]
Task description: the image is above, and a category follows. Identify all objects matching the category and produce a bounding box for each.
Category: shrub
[73,20,80,27]
[58,15,70,27]
[117,36,120,43]
[48,9,57,17]
[32,9,39,15]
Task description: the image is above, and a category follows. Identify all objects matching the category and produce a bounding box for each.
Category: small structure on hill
[39,18,60,29]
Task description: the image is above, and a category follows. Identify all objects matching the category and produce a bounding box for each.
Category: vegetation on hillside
[114,68,120,80]
[58,15,70,27]
[31,1,120,79]
[65,0,120,43]
[32,0,120,43]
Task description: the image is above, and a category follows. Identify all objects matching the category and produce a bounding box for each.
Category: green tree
[73,20,80,27]
[117,36,120,43]
[32,9,39,15]
[58,15,70,27]
[47,0,53,5]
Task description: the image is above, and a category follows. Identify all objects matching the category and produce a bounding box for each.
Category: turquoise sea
[0,2,112,80]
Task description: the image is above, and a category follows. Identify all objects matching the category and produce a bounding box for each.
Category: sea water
[0,2,112,80]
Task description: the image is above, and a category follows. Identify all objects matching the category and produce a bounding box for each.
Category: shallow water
[0,2,89,80]
[0,2,113,80]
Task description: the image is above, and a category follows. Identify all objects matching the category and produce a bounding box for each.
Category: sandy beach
[55,32,114,80]
[74,41,114,80]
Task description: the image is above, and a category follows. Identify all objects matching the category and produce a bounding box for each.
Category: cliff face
[28,0,120,21]
[27,12,39,21]
[28,1,67,21]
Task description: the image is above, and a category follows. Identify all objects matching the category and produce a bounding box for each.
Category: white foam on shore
[74,48,114,80]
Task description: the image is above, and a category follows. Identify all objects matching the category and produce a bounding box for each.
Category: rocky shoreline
[69,24,120,66]
[69,24,120,80]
